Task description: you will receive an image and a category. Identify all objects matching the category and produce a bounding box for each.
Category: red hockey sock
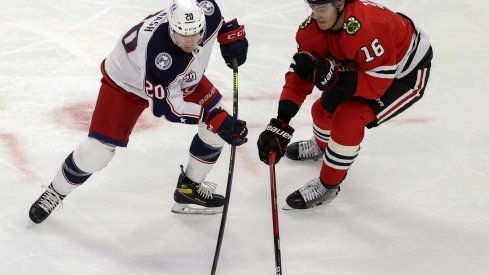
[319,99,376,185]
[311,99,333,150]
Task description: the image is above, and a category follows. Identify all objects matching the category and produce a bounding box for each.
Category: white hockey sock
[185,156,214,183]
[52,137,115,196]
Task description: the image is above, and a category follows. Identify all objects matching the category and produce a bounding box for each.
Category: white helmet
[168,0,206,36]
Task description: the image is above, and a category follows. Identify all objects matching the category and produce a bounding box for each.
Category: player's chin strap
[332,1,346,30]
[167,25,206,50]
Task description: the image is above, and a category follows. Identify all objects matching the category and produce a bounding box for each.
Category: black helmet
[305,0,336,4]
[305,0,340,8]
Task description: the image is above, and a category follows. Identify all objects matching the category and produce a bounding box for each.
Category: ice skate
[172,166,224,215]
[29,184,66,224]
[283,178,339,210]
[285,138,323,161]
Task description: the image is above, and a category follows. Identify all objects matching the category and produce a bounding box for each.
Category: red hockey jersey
[280,0,431,106]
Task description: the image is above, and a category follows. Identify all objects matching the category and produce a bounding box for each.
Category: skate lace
[299,179,328,202]
[298,139,322,158]
[37,185,64,213]
[196,182,218,200]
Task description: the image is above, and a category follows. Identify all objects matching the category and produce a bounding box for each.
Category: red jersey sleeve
[280,17,329,108]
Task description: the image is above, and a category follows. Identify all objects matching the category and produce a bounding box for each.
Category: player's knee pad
[331,99,376,145]
[198,124,225,148]
[189,133,223,164]
[199,101,227,148]
[312,99,333,127]
[73,137,116,173]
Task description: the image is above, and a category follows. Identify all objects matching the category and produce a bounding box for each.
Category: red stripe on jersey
[377,68,426,123]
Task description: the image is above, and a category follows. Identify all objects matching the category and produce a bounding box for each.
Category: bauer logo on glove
[291,51,339,91]
[257,118,295,165]
[265,124,293,140]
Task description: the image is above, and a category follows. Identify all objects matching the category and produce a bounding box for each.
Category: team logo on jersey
[299,16,313,29]
[155,52,172,70]
[343,16,362,35]
[199,1,214,16]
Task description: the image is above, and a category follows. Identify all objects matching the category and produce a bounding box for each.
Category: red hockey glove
[205,108,248,145]
[292,51,338,91]
[257,118,295,165]
[218,19,248,69]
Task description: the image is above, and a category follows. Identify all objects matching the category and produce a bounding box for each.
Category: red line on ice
[0,133,39,182]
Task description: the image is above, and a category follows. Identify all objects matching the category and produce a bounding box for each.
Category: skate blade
[27,220,38,228]
[282,201,326,211]
[282,203,295,210]
[286,155,323,161]
[282,204,307,211]
[301,156,322,161]
[27,221,35,228]
[171,203,223,215]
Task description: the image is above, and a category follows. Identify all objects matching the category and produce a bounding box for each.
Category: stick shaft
[269,152,282,275]
[210,60,239,275]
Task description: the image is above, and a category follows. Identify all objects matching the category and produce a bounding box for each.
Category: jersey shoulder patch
[199,0,222,38]
[199,0,216,16]
[299,16,313,30]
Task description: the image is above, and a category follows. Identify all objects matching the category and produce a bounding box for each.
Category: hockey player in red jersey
[257,0,433,209]
[29,0,249,223]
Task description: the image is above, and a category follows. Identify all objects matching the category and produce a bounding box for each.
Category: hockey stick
[210,59,239,275]
[269,152,283,275]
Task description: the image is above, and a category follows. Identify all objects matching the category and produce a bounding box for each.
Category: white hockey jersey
[104,0,223,124]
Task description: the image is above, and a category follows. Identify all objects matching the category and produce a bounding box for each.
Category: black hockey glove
[320,72,358,113]
[257,118,295,165]
[205,108,248,145]
[292,51,338,91]
[218,19,248,68]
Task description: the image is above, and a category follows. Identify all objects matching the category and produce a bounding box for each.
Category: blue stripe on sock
[189,134,222,163]
[63,152,91,185]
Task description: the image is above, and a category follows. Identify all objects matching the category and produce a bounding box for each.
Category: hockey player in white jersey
[29,0,249,223]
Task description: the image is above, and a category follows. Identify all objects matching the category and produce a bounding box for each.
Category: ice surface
[1,0,489,274]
